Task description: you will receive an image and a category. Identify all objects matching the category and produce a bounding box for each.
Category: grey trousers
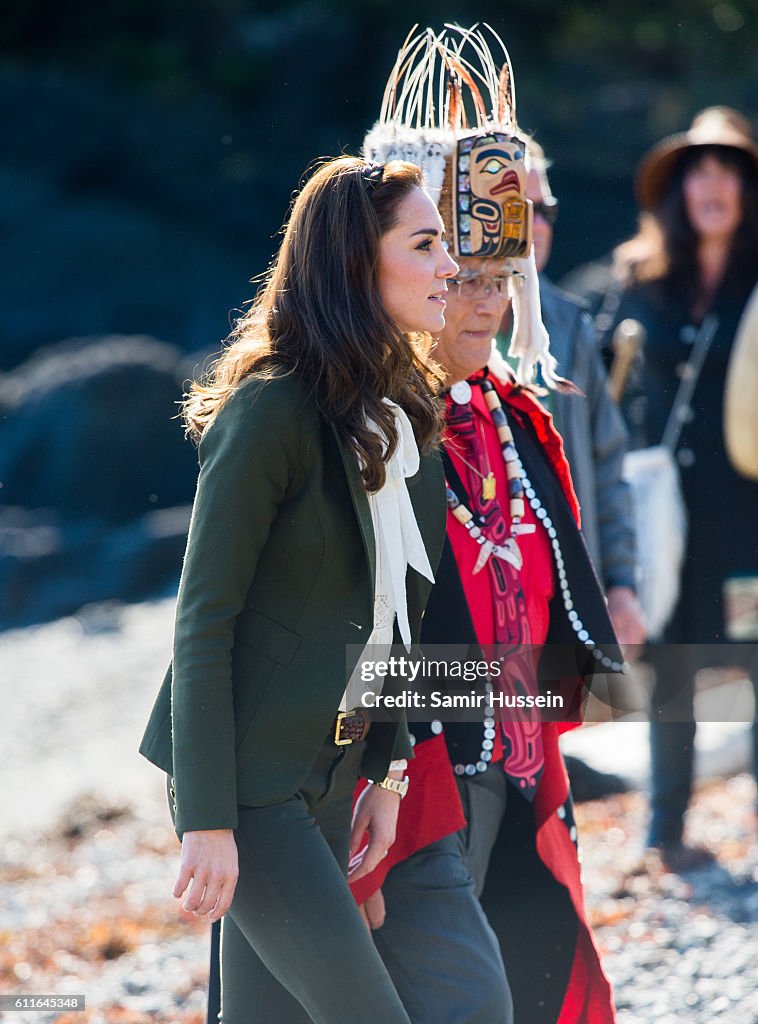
[372,766,514,1024]
[213,740,411,1024]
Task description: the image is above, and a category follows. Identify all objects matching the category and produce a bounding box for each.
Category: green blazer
[139,374,446,833]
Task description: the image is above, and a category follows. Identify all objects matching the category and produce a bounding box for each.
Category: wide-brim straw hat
[635,106,758,210]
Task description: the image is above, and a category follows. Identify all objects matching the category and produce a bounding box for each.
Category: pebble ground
[2,601,756,1022]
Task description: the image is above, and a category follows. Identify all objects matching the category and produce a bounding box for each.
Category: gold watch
[374,775,409,799]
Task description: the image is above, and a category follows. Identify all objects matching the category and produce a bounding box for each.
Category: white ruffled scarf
[340,399,434,711]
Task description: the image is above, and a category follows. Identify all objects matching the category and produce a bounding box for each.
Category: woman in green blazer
[140,156,457,1022]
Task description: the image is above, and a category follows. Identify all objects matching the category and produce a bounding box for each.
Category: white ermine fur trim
[507,248,558,387]
[363,124,453,207]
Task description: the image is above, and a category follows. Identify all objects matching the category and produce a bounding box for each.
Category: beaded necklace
[446,378,535,575]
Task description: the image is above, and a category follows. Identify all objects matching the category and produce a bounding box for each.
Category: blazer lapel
[407,450,446,572]
[331,423,376,603]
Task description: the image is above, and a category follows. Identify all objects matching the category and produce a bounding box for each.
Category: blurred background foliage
[1,0,756,356]
[0,1,756,626]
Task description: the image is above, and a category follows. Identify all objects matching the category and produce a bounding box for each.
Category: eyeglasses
[532,198,559,226]
[448,275,511,299]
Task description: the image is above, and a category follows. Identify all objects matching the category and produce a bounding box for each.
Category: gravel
[1,600,756,1023]
[575,776,758,1024]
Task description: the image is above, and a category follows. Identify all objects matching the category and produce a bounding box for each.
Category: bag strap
[661,314,719,452]
[593,267,626,345]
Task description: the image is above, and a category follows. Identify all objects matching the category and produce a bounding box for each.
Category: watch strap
[374,775,409,799]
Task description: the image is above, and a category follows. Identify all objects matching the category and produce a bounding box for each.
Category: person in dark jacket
[565,107,758,871]
[497,140,646,652]
[350,26,624,1024]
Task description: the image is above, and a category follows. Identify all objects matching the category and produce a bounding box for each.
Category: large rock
[0,334,199,518]
[0,504,190,629]
[0,335,201,628]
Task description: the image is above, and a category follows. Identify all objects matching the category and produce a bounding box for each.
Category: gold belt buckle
[334,709,354,746]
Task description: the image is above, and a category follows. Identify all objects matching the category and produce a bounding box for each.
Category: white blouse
[340,400,435,712]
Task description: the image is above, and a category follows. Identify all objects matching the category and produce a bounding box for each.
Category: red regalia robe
[350,370,616,1024]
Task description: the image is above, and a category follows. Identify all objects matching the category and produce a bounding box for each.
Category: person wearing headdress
[349,26,623,1024]
[564,107,758,872]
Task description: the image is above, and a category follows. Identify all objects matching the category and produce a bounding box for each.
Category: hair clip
[361,162,385,186]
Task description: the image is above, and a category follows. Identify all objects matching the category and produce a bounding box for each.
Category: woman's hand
[607,585,647,659]
[347,781,403,883]
[173,829,239,923]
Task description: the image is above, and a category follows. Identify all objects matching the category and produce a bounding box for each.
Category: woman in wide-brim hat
[635,105,758,212]
[592,106,758,870]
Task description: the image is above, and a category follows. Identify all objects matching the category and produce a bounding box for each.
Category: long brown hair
[184,156,444,490]
[615,145,758,307]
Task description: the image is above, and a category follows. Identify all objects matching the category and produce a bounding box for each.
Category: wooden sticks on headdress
[377,24,518,134]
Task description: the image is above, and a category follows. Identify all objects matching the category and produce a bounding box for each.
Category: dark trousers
[208,761,580,1024]
[648,645,758,844]
[206,740,410,1024]
[648,719,697,845]
[480,787,576,1024]
[647,645,704,846]
[375,768,577,1024]
[373,767,514,1024]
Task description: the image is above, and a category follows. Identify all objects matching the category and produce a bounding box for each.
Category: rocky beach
[2,599,757,1023]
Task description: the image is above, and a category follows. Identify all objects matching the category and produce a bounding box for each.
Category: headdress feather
[364,25,556,387]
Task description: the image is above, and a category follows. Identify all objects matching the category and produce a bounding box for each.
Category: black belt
[331,708,371,745]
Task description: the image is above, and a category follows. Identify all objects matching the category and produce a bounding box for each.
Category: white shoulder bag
[623,315,718,639]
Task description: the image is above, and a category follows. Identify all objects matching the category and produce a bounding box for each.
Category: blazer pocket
[235,608,302,665]
[232,644,280,752]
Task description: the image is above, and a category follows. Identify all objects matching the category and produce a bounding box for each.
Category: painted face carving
[454,132,532,258]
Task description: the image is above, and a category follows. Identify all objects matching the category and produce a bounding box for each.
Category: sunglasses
[532,197,559,225]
